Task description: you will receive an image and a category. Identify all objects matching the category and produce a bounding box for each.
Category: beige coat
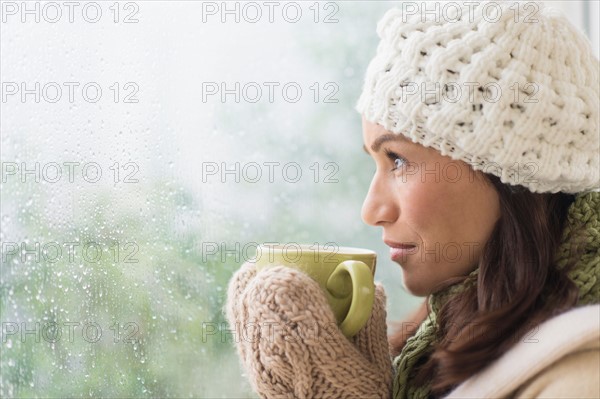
[444,304,600,398]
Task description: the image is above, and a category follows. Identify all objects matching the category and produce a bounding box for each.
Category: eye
[384,149,408,172]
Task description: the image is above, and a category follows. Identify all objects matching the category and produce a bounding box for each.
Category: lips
[384,239,418,261]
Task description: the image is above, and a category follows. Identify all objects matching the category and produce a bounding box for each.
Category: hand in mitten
[224,261,393,399]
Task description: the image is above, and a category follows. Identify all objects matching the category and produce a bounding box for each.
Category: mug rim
[256,243,376,256]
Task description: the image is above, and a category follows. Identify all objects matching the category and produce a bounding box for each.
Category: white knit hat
[356,0,599,194]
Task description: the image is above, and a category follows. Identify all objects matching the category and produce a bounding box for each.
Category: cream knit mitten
[225,261,393,399]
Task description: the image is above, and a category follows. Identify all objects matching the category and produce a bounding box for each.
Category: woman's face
[361,118,501,296]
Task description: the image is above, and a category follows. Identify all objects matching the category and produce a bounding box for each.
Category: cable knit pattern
[356,0,599,194]
[225,263,393,399]
[554,191,600,304]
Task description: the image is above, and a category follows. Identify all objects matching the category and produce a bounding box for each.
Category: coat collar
[444,303,600,398]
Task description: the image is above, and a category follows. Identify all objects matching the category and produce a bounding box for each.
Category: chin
[401,276,431,297]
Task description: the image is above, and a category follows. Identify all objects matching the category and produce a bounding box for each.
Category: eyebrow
[363,134,409,154]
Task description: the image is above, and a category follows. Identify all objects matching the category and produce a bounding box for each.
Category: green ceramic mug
[252,243,377,338]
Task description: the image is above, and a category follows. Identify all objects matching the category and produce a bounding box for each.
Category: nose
[361,173,398,227]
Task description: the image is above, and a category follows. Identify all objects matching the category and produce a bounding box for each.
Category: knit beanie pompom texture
[356,0,599,194]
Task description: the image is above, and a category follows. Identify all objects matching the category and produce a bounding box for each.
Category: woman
[225,1,599,398]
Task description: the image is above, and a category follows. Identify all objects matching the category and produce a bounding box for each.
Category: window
[1,2,400,397]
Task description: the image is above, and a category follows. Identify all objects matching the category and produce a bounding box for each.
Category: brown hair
[388,173,581,397]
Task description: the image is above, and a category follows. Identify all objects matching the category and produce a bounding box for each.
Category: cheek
[461,186,500,251]
[399,171,481,248]
[398,180,450,238]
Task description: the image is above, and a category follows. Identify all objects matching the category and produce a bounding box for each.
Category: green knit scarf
[392,191,600,399]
